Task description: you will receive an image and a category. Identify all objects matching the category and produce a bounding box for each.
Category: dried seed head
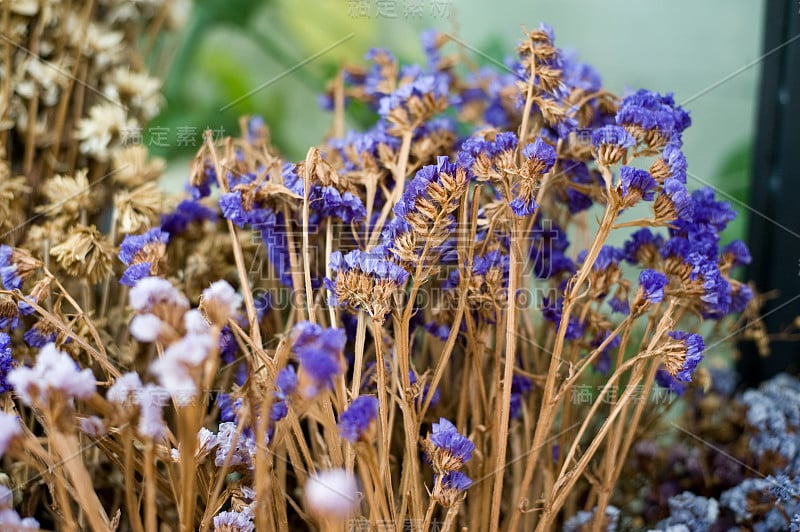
[50,225,114,284]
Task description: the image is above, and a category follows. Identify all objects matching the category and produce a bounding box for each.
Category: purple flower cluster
[0,333,12,394]
[118,227,169,286]
[338,395,378,443]
[616,89,691,146]
[291,321,346,398]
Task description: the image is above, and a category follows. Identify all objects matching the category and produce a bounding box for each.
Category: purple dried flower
[426,418,474,471]
[618,166,658,204]
[592,125,636,165]
[722,240,752,268]
[0,333,12,393]
[8,343,96,405]
[338,395,379,443]
[160,199,216,235]
[119,228,169,264]
[291,321,346,398]
[639,269,668,303]
[664,331,704,383]
[438,470,473,492]
[326,249,409,320]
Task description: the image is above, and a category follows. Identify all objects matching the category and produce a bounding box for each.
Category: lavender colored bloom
[429,418,474,464]
[639,269,668,303]
[439,470,473,492]
[0,333,12,393]
[216,393,236,423]
[656,491,719,531]
[292,321,346,397]
[0,245,21,290]
[219,190,277,229]
[616,89,690,142]
[326,249,409,319]
[8,343,96,405]
[661,177,693,219]
[120,262,152,287]
[592,125,636,150]
[668,331,704,382]
[623,228,664,265]
[0,506,39,529]
[213,508,254,532]
[118,228,169,264]
[338,395,379,442]
[656,368,686,396]
[619,166,658,202]
[655,140,688,183]
[577,245,623,272]
[394,156,462,229]
[214,422,256,469]
[160,199,216,235]
[23,322,57,348]
[722,240,752,267]
[563,505,620,532]
[0,411,21,458]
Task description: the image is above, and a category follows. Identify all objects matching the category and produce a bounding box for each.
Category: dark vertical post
[739,0,800,384]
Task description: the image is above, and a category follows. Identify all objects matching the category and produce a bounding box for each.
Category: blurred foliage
[711,140,752,246]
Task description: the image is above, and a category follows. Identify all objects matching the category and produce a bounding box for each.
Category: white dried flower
[304,469,359,520]
[76,102,137,161]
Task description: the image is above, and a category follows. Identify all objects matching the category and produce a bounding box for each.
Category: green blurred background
[147,0,763,242]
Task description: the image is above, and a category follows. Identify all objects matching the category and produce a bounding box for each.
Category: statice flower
[618,166,658,207]
[721,240,752,269]
[214,422,256,469]
[8,343,96,405]
[0,333,12,393]
[338,395,379,443]
[150,331,216,406]
[200,280,242,327]
[390,156,469,260]
[662,331,704,383]
[656,368,687,396]
[0,246,40,291]
[0,411,22,458]
[326,249,409,322]
[271,365,298,422]
[432,471,473,507]
[563,505,620,532]
[423,418,475,473]
[160,198,217,235]
[592,124,636,166]
[118,227,169,287]
[0,487,39,530]
[291,321,346,398]
[304,469,359,520]
[650,140,688,183]
[509,137,557,216]
[616,89,690,147]
[129,276,189,312]
[655,491,719,531]
[213,507,254,532]
[639,269,668,304]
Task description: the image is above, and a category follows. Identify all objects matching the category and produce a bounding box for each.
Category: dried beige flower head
[103,67,163,121]
[76,102,137,162]
[38,169,100,218]
[50,225,114,284]
[111,145,165,187]
[114,182,165,234]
